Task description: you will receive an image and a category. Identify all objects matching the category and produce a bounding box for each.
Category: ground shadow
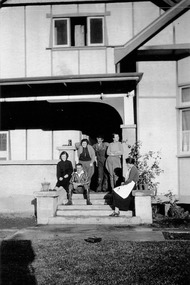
[0,239,37,285]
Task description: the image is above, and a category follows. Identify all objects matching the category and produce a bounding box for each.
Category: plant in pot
[128,141,163,195]
[41,179,51,191]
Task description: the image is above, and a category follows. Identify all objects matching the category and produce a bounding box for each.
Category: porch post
[121,92,136,173]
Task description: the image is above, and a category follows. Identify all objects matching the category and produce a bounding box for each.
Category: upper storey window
[53,16,104,47]
[54,18,70,46]
[88,17,104,46]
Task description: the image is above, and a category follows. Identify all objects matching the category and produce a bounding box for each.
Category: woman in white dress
[109,157,139,217]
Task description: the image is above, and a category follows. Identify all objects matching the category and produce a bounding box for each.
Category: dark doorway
[0,101,123,142]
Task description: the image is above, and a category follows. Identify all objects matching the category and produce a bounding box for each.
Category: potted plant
[41,179,51,191]
[128,141,163,195]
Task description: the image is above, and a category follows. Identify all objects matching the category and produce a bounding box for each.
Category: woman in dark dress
[110,157,139,217]
[54,151,73,194]
[77,139,96,187]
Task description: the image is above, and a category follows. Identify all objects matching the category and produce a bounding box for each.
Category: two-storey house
[0,0,190,213]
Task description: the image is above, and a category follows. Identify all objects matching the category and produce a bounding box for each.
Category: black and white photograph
[0,0,190,284]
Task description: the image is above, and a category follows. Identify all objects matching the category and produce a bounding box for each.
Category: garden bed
[163,231,190,240]
[152,216,190,229]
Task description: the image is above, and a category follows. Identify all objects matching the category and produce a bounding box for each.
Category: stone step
[57,204,112,210]
[56,209,132,217]
[57,209,119,217]
[48,215,141,225]
[69,199,107,205]
[72,193,108,199]
[53,192,133,225]
[66,192,111,205]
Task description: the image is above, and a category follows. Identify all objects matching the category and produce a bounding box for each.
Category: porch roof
[0,73,143,101]
[137,44,190,61]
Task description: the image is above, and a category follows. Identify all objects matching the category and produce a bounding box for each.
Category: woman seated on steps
[65,163,92,206]
[109,157,139,217]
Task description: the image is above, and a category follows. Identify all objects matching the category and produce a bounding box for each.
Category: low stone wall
[0,161,58,213]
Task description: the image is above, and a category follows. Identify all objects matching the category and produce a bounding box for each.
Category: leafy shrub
[128,141,163,193]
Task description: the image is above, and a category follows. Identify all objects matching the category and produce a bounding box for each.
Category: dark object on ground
[84,236,102,243]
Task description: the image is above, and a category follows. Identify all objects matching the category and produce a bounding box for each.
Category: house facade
[0,0,190,213]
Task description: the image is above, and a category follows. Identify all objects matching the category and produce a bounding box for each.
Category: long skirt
[112,191,134,211]
[112,181,135,211]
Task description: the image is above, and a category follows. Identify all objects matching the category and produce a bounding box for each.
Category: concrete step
[48,215,141,225]
[57,204,112,210]
[57,209,129,216]
[72,193,108,199]
[70,199,107,205]
[66,192,111,205]
[53,192,131,225]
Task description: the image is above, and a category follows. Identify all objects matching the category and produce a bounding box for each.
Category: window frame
[53,17,70,47]
[87,16,105,46]
[179,85,190,107]
[179,85,190,155]
[0,131,9,160]
[52,16,105,48]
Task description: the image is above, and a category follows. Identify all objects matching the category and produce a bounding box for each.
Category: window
[0,132,8,160]
[181,109,190,152]
[88,17,104,46]
[53,18,70,47]
[181,86,190,105]
[53,16,104,47]
[179,86,190,153]
[0,133,7,151]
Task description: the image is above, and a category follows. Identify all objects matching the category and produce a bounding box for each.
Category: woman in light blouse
[105,133,123,190]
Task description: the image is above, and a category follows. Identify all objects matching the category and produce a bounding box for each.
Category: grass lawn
[1,214,190,284]
[32,240,190,285]
[2,239,189,285]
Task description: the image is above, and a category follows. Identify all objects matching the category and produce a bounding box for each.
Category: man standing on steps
[65,163,92,205]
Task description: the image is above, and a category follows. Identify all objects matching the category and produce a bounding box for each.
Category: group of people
[54,151,92,205]
[54,133,139,215]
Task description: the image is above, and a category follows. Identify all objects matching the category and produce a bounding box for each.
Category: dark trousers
[68,184,91,202]
[97,159,108,190]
